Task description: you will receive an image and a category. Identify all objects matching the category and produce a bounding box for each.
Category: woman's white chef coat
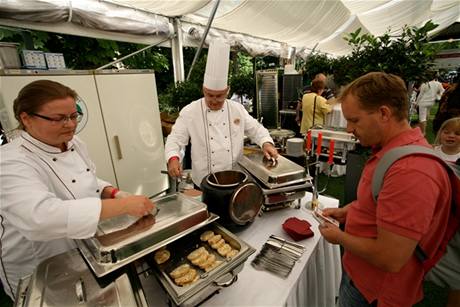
[165,98,273,186]
[0,131,111,299]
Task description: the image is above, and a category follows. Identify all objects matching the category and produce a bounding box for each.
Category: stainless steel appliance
[15,193,255,307]
[238,152,312,211]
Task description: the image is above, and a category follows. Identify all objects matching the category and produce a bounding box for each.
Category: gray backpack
[372,145,460,279]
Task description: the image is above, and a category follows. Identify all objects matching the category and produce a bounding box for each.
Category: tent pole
[186,0,221,81]
[96,36,173,70]
[171,18,185,83]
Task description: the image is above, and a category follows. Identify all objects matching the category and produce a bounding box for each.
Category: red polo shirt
[343,128,451,307]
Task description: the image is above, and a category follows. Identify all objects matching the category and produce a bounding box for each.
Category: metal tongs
[266,235,305,260]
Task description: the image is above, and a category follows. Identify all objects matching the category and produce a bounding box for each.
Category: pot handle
[213,272,238,287]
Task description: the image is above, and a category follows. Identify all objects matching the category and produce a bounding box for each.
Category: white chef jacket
[0,131,110,300]
[165,98,273,186]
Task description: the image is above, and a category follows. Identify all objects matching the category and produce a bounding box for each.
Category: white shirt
[165,98,273,185]
[0,131,109,299]
[434,145,460,163]
[416,80,445,107]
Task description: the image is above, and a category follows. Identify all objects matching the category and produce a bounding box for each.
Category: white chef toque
[203,40,230,91]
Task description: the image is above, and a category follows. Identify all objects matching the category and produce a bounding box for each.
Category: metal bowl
[206,170,248,188]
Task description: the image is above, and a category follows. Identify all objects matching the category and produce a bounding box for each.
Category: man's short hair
[339,72,408,121]
[311,79,326,93]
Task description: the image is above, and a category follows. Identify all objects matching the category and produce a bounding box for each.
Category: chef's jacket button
[72,179,76,183]
[225,136,227,139]
[223,123,226,125]
[209,123,212,126]
[86,168,90,172]
[212,151,214,154]
[212,164,215,167]
[52,158,57,162]
[71,148,74,152]
[227,150,230,152]
[96,189,100,193]
[211,137,213,140]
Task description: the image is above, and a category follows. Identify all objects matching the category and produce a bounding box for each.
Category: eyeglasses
[30,112,83,124]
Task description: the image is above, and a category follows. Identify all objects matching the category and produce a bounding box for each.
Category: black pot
[201,170,263,226]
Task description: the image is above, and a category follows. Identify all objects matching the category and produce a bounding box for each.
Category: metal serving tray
[76,193,219,277]
[144,223,255,306]
[15,249,147,307]
[238,152,308,189]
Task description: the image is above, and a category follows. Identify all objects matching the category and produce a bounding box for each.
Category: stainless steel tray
[238,152,308,189]
[16,249,147,307]
[77,193,219,277]
[150,223,255,306]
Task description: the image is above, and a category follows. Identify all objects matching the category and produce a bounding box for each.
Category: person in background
[433,78,460,135]
[433,117,460,163]
[318,72,451,307]
[165,40,278,186]
[415,73,445,135]
[0,80,155,300]
[296,78,334,134]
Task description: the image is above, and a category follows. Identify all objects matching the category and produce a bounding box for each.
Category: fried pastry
[154,249,170,265]
[211,238,225,249]
[170,263,191,279]
[208,234,222,245]
[200,230,214,242]
[187,246,206,261]
[191,250,209,266]
[217,244,232,257]
[226,249,239,259]
[204,260,222,272]
[174,268,198,286]
[200,254,216,269]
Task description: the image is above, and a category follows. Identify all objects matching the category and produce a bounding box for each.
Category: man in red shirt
[319,72,451,307]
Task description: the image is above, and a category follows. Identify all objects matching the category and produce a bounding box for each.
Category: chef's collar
[21,130,75,154]
[203,99,226,113]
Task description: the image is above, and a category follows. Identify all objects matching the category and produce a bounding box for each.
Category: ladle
[211,172,220,184]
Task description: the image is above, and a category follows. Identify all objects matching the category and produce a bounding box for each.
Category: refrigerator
[0,69,169,197]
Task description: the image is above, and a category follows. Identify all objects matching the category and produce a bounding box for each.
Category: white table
[146,193,342,307]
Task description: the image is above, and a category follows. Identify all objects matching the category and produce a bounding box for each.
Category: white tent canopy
[0,0,459,58]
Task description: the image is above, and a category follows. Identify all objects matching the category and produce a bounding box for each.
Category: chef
[0,80,156,301]
[165,40,278,186]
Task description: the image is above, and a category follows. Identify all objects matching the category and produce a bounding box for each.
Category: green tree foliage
[333,21,440,86]
[0,28,172,88]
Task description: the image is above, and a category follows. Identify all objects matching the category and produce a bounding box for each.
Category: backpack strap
[371,145,449,265]
[371,145,440,202]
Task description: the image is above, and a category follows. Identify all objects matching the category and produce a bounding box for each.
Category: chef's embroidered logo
[234,118,240,125]
[76,96,88,134]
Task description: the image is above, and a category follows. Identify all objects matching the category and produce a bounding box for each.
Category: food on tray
[174,268,198,286]
[191,250,210,266]
[226,249,239,259]
[200,230,215,242]
[170,263,191,279]
[204,260,222,272]
[211,238,225,249]
[217,244,232,257]
[208,234,222,245]
[187,246,206,261]
[154,248,171,265]
[200,254,216,269]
